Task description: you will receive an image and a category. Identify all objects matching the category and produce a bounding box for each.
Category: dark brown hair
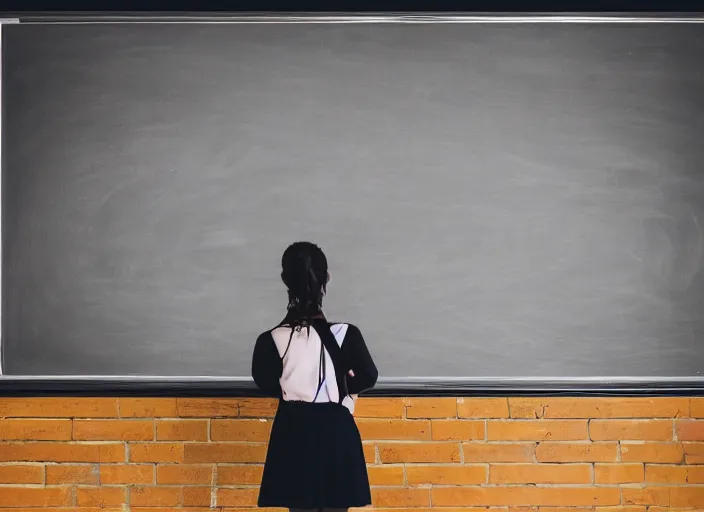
[280,241,328,328]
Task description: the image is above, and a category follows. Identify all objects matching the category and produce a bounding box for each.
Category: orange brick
[405,398,457,419]
[692,398,704,418]
[590,420,673,441]
[372,488,430,508]
[464,443,534,462]
[645,464,704,483]
[378,442,460,463]
[508,398,689,419]
[369,509,484,512]
[488,420,588,441]
[157,464,211,485]
[119,398,178,418]
[100,464,154,484]
[76,487,127,507]
[210,419,272,441]
[648,508,698,512]
[0,419,72,440]
[355,398,406,418]
[406,464,486,485]
[535,442,618,462]
[0,398,119,418]
[536,509,595,512]
[458,398,509,418]
[73,419,153,441]
[183,487,211,507]
[100,444,128,462]
[622,487,670,506]
[365,509,482,512]
[432,487,620,507]
[156,420,209,441]
[183,443,267,463]
[670,487,704,507]
[129,443,184,463]
[217,488,258,507]
[676,419,704,441]
[46,464,99,484]
[684,442,704,463]
[368,465,405,485]
[594,508,646,512]
[217,464,263,485]
[534,509,592,512]
[0,442,124,463]
[237,398,278,418]
[132,509,210,512]
[176,399,239,417]
[0,464,44,484]
[431,420,484,441]
[131,487,182,507]
[621,443,684,463]
[489,463,591,484]
[594,463,644,483]
[357,419,431,441]
[0,509,123,512]
[0,488,72,507]
[363,443,376,463]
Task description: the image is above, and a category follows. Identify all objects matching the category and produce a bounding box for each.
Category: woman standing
[252,241,378,512]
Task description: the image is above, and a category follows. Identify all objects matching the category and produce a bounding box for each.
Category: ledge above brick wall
[1,377,704,397]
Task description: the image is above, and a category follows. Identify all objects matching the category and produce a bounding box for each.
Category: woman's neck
[280,309,326,326]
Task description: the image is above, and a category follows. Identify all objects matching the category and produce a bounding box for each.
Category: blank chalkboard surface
[3,21,704,377]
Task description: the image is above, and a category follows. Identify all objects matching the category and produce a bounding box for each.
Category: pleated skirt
[258,400,372,509]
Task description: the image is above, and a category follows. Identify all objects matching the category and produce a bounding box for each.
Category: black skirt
[258,400,372,509]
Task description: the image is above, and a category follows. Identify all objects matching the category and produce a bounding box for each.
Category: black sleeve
[341,324,378,394]
[251,332,283,398]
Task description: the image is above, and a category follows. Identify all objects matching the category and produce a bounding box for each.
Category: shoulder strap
[310,319,349,404]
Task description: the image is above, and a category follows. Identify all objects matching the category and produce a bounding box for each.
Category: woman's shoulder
[255,330,276,346]
[260,325,292,341]
[328,322,364,340]
[258,321,364,340]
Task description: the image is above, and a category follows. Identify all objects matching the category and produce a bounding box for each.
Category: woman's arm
[342,324,378,395]
[251,332,283,398]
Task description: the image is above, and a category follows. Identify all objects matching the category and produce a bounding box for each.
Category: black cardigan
[251,320,378,399]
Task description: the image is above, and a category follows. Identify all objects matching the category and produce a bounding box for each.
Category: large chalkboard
[3,20,704,378]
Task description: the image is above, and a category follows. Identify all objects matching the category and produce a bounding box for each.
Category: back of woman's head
[281,242,329,324]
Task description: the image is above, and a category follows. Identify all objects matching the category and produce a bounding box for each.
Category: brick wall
[0,396,702,511]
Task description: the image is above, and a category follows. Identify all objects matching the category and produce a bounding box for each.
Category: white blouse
[271,323,356,412]
[252,320,378,412]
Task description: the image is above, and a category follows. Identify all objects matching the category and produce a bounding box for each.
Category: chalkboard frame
[0,376,704,397]
[0,19,15,377]
[1,2,704,14]
[2,13,704,394]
